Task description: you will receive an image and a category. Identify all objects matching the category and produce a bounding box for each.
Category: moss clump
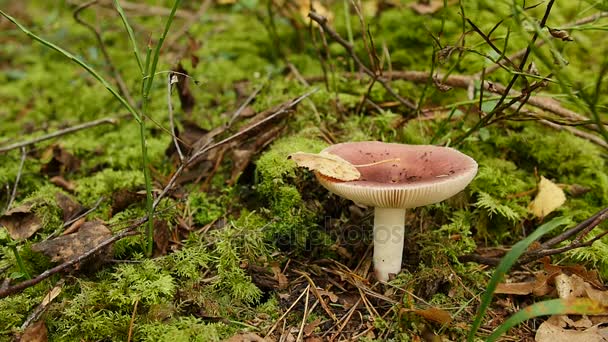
[188,191,225,226]
[75,169,144,207]
[135,317,227,342]
[255,135,327,249]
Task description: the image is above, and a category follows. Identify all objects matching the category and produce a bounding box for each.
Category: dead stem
[308,12,417,111]
[73,0,136,108]
[0,117,118,154]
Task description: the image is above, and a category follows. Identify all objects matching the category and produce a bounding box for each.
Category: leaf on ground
[55,192,83,223]
[111,189,145,216]
[174,64,195,114]
[412,307,453,325]
[40,144,81,177]
[19,320,48,342]
[528,176,566,218]
[49,175,76,192]
[288,152,360,181]
[0,202,41,240]
[31,220,111,263]
[224,332,267,342]
[535,317,608,342]
[409,0,449,14]
[153,219,170,257]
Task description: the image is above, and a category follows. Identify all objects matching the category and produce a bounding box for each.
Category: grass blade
[113,0,143,74]
[466,216,571,341]
[486,298,608,342]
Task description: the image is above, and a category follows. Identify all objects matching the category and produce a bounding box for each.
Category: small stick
[308,12,416,110]
[167,73,184,162]
[20,279,64,330]
[296,286,310,342]
[63,196,105,228]
[153,89,317,208]
[0,219,143,298]
[354,158,400,168]
[265,285,310,338]
[0,117,118,154]
[5,146,26,213]
[127,299,139,342]
[74,0,136,108]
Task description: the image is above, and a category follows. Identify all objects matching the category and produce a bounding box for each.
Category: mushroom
[316,141,478,281]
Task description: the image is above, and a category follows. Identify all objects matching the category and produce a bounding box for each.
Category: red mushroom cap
[316,141,478,208]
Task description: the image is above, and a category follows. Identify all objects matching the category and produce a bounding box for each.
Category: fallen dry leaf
[31,221,111,263]
[19,320,48,342]
[40,145,81,177]
[153,219,170,257]
[224,332,268,342]
[535,318,608,342]
[412,307,453,325]
[288,151,360,181]
[529,176,566,218]
[0,202,42,240]
[55,192,83,223]
[555,273,587,300]
[410,0,448,14]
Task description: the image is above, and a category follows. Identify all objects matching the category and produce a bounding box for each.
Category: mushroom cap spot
[316,141,478,208]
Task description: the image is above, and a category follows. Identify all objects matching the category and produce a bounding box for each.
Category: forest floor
[1,0,608,341]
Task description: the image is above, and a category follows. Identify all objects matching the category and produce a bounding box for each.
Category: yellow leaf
[288,151,360,181]
[528,176,566,218]
[298,0,333,24]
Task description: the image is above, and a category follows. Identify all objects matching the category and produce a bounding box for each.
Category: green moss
[75,169,144,207]
[136,317,227,342]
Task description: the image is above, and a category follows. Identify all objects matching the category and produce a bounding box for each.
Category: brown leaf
[31,221,112,263]
[271,264,289,290]
[412,307,453,325]
[535,319,608,342]
[0,203,42,240]
[495,281,537,295]
[303,317,323,336]
[55,192,83,223]
[111,189,145,216]
[40,145,81,177]
[224,333,268,342]
[174,64,195,114]
[19,320,48,342]
[49,176,75,192]
[153,220,170,257]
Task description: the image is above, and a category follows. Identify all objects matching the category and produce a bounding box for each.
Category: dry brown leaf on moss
[31,221,111,263]
[529,176,566,218]
[535,318,608,342]
[288,151,361,181]
[0,202,42,240]
[20,320,48,342]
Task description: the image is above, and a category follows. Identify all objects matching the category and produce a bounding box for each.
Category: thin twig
[167,73,184,162]
[296,286,311,342]
[63,196,105,228]
[0,117,118,154]
[265,285,311,338]
[20,279,64,330]
[0,220,143,298]
[153,89,317,208]
[308,12,416,110]
[73,0,136,108]
[460,207,608,267]
[127,299,139,342]
[5,147,26,213]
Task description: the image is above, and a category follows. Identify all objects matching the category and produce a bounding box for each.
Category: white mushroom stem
[373,207,406,281]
